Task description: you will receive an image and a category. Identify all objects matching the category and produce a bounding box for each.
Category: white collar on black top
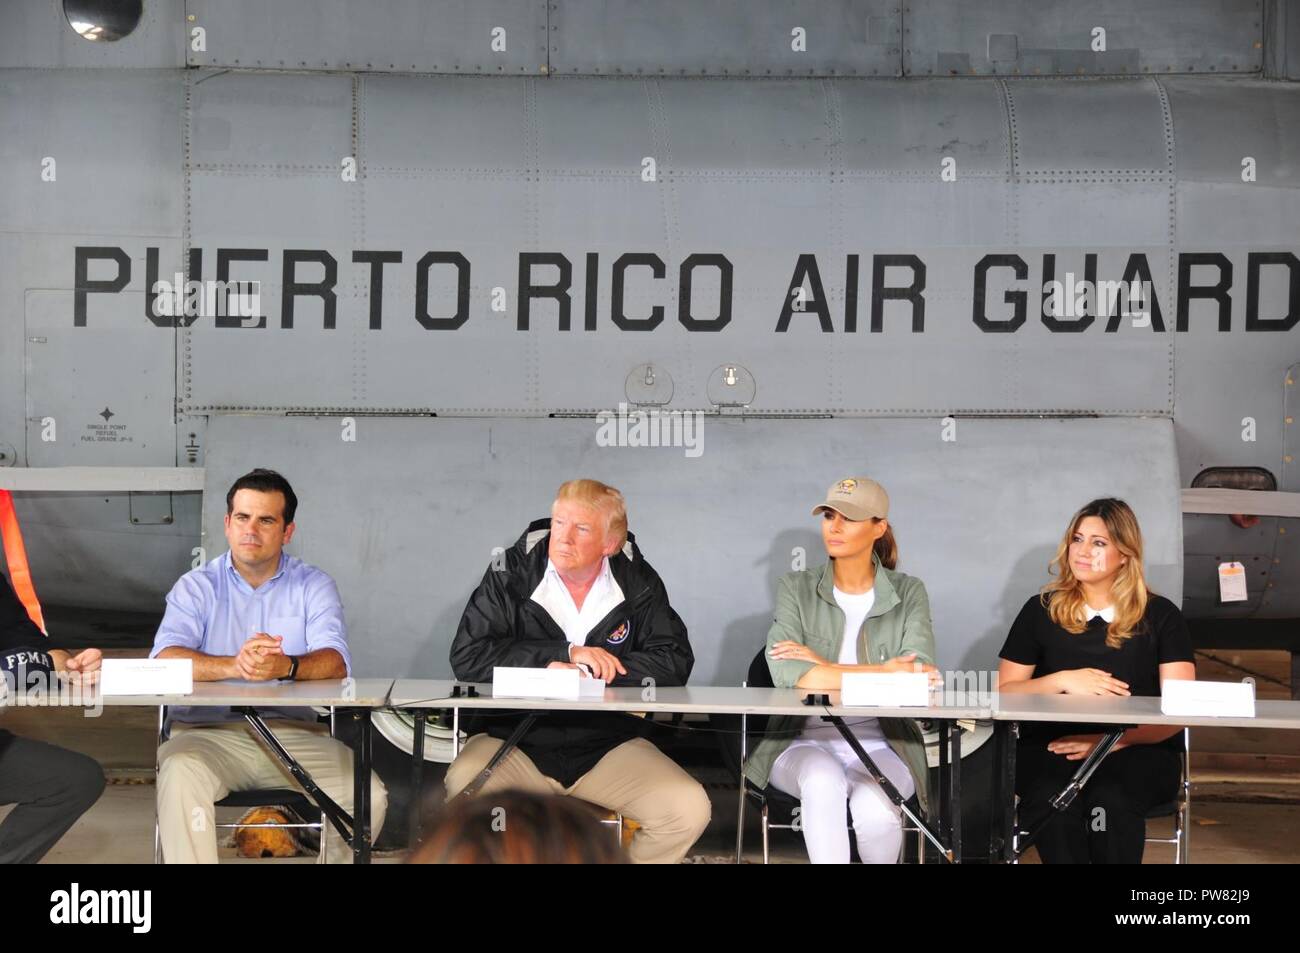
[1084,603,1115,623]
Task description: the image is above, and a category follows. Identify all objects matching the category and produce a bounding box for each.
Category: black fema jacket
[449,518,693,785]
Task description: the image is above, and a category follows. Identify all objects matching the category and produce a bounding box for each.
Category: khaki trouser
[444,734,711,864]
[157,721,388,864]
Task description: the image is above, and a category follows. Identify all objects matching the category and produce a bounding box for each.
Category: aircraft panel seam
[178,405,1177,417]
[1153,76,1179,416]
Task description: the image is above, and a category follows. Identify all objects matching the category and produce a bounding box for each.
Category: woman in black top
[997,498,1196,863]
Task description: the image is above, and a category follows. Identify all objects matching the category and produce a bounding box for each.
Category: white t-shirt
[796,585,888,751]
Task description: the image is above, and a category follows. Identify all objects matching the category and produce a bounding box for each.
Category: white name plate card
[100,659,193,696]
[493,667,606,701]
[1160,679,1255,718]
[840,672,930,707]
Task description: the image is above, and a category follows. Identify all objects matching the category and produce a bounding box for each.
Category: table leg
[993,717,1013,858]
[735,710,748,864]
[938,720,951,848]
[409,712,426,846]
[353,708,373,864]
[237,708,354,845]
[950,721,962,863]
[824,714,953,863]
[989,719,1017,863]
[1014,727,1126,859]
[454,713,539,800]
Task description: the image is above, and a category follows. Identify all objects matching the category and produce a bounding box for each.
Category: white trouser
[769,740,914,864]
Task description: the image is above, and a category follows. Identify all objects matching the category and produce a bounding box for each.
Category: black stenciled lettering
[583,252,599,331]
[73,246,129,327]
[1040,253,1096,332]
[678,254,732,332]
[415,252,470,330]
[517,253,572,331]
[776,254,832,332]
[1105,253,1165,332]
[871,254,926,332]
[282,250,338,330]
[611,253,665,331]
[215,249,268,329]
[352,250,402,330]
[1176,253,1232,332]
[972,254,1027,332]
[1245,251,1299,332]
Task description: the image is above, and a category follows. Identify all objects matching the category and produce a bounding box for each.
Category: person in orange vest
[0,570,105,863]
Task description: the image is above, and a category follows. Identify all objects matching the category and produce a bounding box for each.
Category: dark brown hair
[410,790,628,865]
[873,520,898,570]
[226,468,298,524]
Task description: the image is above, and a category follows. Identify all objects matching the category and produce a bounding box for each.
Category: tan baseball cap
[813,477,889,521]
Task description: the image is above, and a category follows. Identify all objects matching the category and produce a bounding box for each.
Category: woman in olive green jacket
[745,477,937,864]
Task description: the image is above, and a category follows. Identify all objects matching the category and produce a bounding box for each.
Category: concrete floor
[3,649,1297,863]
[23,781,1297,864]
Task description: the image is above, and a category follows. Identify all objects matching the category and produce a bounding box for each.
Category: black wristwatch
[285,656,300,681]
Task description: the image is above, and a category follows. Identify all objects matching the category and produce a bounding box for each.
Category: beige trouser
[444,734,711,864]
[157,720,388,864]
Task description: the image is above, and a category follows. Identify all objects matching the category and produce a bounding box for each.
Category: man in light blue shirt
[151,469,387,863]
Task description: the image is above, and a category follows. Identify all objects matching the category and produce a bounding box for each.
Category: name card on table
[493,667,606,700]
[1160,679,1255,718]
[840,672,930,707]
[100,659,193,696]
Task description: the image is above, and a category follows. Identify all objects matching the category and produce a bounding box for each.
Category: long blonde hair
[1041,498,1150,649]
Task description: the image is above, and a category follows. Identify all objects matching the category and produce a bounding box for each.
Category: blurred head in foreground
[410,789,629,864]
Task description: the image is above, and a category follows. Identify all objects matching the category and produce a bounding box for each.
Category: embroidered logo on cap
[835,479,858,493]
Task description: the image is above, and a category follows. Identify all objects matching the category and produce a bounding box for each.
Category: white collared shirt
[529,557,625,651]
[1085,603,1116,623]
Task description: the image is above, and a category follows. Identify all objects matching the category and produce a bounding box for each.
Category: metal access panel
[201,413,1182,683]
[550,0,901,77]
[903,0,1263,76]
[185,0,547,74]
[24,290,176,467]
[1168,78,1300,197]
[0,70,185,237]
[1006,79,1172,174]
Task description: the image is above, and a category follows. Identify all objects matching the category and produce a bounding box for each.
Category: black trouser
[0,730,106,864]
[1016,737,1181,864]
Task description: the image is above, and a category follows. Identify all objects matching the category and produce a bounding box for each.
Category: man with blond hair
[447,479,708,863]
